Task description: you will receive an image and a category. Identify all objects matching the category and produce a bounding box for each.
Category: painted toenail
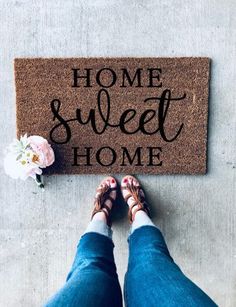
[124,178,128,183]
[111,179,115,183]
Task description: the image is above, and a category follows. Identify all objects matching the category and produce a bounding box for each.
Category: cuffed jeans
[44,225,217,307]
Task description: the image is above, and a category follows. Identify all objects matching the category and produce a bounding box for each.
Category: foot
[91,176,117,226]
[121,175,150,223]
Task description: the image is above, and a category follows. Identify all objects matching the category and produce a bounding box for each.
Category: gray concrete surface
[0,1,235,306]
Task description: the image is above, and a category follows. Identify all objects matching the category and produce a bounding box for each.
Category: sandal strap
[122,182,150,223]
[128,201,150,223]
[91,208,111,227]
[101,203,111,213]
[91,184,116,227]
[106,195,115,204]
[97,186,117,193]
[94,195,115,207]
[124,193,132,203]
[121,186,142,203]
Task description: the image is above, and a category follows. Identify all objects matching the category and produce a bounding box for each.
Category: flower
[28,135,55,168]
[3,134,55,188]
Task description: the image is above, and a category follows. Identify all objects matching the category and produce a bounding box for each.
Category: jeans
[44,225,217,307]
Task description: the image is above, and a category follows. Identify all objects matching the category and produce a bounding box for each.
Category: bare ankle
[92,211,107,222]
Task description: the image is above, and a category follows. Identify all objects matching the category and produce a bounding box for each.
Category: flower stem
[35,174,44,189]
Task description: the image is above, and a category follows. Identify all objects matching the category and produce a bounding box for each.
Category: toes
[121,177,127,186]
[122,175,139,187]
[121,175,132,187]
[121,175,145,207]
[121,176,134,207]
[96,177,116,196]
[106,177,116,188]
[99,176,117,208]
[99,177,116,189]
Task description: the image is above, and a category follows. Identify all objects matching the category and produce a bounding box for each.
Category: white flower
[7,133,30,156]
[4,153,24,179]
[3,134,55,187]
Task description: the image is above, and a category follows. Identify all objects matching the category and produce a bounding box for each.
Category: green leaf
[16,154,22,161]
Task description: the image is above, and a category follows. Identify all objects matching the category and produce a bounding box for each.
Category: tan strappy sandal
[91,177,118,227]
[121,175,151,223]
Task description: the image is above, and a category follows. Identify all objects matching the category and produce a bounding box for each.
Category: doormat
[15,57,210,174]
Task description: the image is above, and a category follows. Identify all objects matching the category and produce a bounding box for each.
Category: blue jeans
[44,226,217,307]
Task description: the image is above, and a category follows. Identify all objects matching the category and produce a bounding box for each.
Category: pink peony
[28,135,55,168]
[4,134,55,188]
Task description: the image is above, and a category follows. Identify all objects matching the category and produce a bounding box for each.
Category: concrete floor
[0,1,235,306]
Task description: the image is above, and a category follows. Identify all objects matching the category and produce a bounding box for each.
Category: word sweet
[50,89,186,144]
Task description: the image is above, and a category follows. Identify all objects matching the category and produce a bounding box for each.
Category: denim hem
[127,224,158,242]
[79,231,115,247]
[84,219,113,240]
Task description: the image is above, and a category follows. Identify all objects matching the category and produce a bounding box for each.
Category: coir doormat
[15,57,210,174]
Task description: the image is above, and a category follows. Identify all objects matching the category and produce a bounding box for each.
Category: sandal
[91,177,117,227]
[121,175,151,223]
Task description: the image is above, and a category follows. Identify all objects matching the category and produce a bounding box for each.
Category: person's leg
[122,176,217,307]
[44,177,122,307]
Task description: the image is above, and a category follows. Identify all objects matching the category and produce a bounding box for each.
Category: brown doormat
[15,57,210,175]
